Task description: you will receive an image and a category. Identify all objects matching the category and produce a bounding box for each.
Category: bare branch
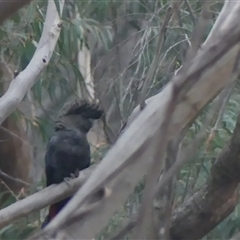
[0,0,65,125]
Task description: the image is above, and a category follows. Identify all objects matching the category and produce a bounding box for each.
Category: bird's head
[57,99,104,133]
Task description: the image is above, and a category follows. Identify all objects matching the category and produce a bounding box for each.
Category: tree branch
[0,164,96,229]
[0,0,65,125]
[132,85,176,239]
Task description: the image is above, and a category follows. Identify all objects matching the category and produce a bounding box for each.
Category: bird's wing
[44,137,57,186]
[44,131,91,186]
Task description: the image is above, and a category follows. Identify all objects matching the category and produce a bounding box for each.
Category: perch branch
[0,164,96,229]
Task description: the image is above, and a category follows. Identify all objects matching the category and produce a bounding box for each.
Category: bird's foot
[64,169,80,185]
[73,168,79,178]
[64,177,72,185]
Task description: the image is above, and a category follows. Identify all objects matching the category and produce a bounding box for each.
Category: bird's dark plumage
[42,99,103,228]
[44,129,91,186]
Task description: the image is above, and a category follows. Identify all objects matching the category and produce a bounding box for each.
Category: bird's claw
[64,169,80,185]
[64,177,72,185]
[74,169,79,178]
[70,173,76,178]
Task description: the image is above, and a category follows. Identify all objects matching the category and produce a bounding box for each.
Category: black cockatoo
[41,100,103,228]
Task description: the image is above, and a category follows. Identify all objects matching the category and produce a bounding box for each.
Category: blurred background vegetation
[1,0,240,239]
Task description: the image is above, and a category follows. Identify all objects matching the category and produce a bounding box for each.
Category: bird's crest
[60,99,103,120]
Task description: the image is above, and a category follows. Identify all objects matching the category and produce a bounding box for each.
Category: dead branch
[0,0,64,125]
[0,0,33,25]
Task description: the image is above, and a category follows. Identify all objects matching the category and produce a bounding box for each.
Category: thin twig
[185,1,212,62]
[139,7,173,110]
[184,0,196,24]
[0,180,19,200]
[205,83,235,151]
[0,169,30,187]
[0,125,33,148]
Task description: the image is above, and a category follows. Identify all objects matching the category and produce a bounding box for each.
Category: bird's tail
[41,197,71,228]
